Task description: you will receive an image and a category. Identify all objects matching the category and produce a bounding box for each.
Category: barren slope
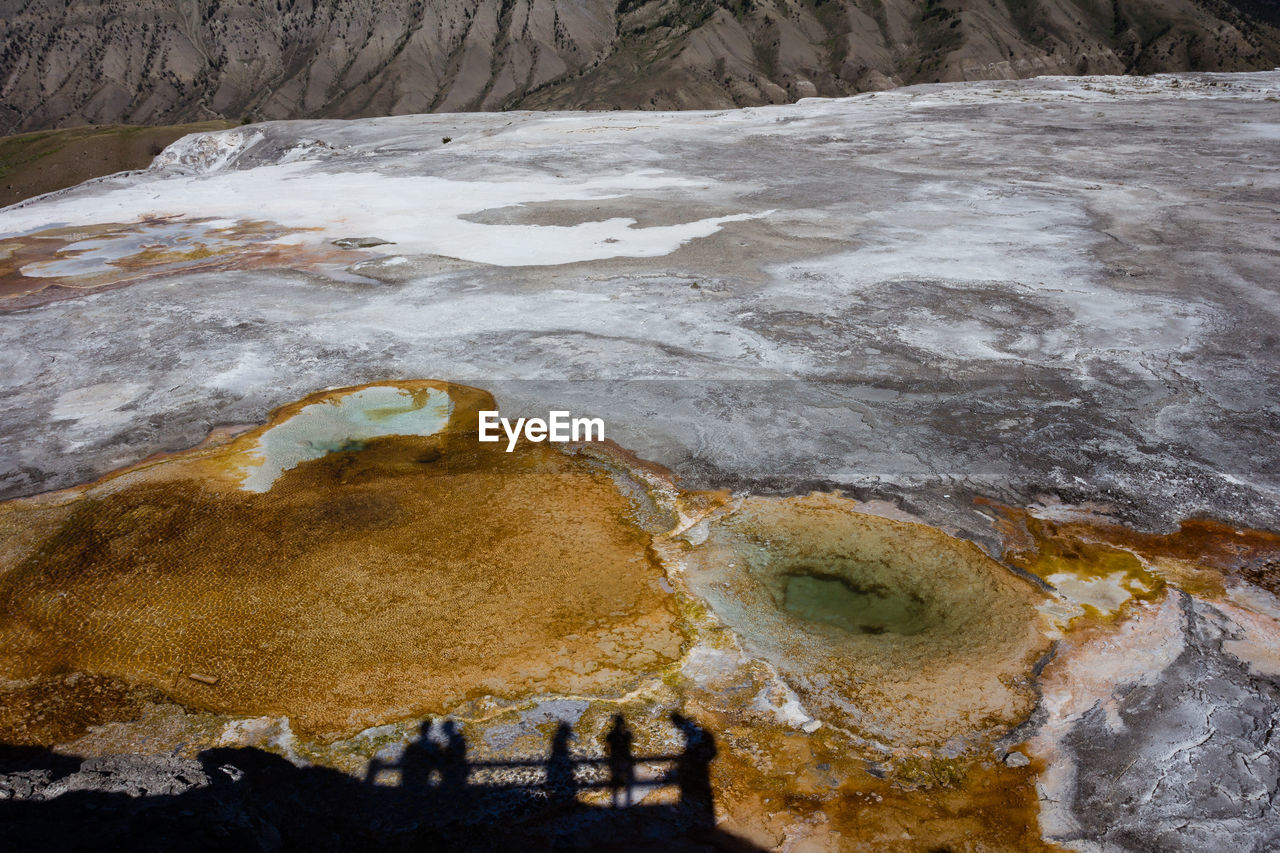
[2,0,1278,132]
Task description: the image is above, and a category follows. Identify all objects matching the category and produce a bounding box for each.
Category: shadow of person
[399,718,442,807]
[604,713,636,807]
[438,719,469,812]
[671,712,718,831]
[544,721,577,808]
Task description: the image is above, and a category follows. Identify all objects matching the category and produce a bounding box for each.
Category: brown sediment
[674,494,1052,747]
[0,381,685,742]
[982,499,1280,600]
[0,673,168,747]
[0,217,357,310]
[12,385,1278,853]
[824,757,1063,852]
[0,384,1093,846]
[680,697,1063,852]
[12,382,1275,847]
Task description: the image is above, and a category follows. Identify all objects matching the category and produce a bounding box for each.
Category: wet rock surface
[1,74,1278,544]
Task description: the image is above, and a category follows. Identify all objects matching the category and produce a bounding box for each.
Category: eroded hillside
[2,0,1278,132]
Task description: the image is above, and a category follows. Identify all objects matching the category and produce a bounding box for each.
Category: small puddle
[240,384,453,492]
[676,494,1052,746]
[782,570,929,636]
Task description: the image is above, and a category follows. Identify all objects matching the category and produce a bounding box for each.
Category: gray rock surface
[11,754,210,801]
[1048,595,1280,852]
[2,74,1278,543]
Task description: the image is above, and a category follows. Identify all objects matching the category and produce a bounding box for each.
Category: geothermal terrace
[1,73,1278,850]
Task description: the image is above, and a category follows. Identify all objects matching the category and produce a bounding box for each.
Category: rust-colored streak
[0,217,359,310]
[694,700,1065,852]
[0,382,684,743]
[980,498,1280,600]
[1110,519,1280,596]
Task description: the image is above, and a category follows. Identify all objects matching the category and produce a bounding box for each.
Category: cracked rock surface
[1036,593,1280,852]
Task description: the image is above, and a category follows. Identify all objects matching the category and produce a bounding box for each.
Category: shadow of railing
[0,714,766,852]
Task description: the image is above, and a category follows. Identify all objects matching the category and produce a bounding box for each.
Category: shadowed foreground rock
[0,717,765,852]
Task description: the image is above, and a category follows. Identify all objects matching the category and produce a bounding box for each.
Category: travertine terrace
[2,74,1279,850]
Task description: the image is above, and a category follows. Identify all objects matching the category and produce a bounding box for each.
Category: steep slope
[526,0,1280,109]
[1,0,1278,132]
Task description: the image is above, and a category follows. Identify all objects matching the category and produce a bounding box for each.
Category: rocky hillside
[2,0,1279,133]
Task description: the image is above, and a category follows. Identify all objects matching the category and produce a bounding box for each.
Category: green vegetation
[806,0,854,75]
[912,0,964,80]
[1003,0,1048,47]
[0,130,61,182]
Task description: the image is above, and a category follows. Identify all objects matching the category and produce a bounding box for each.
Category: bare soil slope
[2,0,1278,133]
